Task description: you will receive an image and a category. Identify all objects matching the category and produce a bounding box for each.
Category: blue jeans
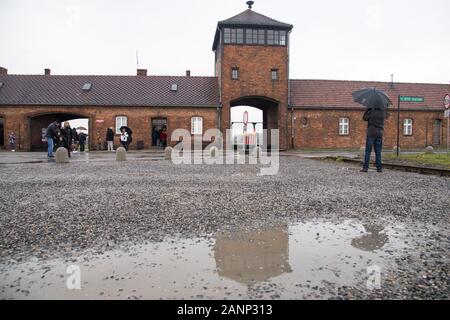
[363,136,382,170]
[47,137,54,157]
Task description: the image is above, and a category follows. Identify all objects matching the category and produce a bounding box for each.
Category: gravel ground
[0,156,448,299]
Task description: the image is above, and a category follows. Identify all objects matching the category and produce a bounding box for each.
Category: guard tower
[212,1,293,150]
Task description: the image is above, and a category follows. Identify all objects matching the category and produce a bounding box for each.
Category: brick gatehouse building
[0,3,448,151]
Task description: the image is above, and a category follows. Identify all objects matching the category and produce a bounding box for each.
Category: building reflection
[213,226,292,285]
[351,224,389,251]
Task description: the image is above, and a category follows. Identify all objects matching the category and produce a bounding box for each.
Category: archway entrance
[29,113,90,151]
[230,97,279,150]
[230,106,263,149]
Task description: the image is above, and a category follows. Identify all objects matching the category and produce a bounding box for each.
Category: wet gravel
[0,156,449,299]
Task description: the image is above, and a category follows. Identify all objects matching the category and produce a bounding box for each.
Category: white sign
[445,109,450,118]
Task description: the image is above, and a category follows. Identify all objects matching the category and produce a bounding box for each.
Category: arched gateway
[28,112,91,151]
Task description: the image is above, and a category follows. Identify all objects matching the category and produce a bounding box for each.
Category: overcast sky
[1,0,449,85]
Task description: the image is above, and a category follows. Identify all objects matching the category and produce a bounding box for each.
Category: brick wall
[0,106,218,151]
[293,108,448,149]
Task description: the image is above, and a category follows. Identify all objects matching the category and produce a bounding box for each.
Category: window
[245,29,259,45]
[224,28,231,44]
[279,31,287,45]
[258,29,265,44]
[403,119,413,135]
[236,28,244,44]
[82,82,92,91]
[231,68,239,80]
[116,116,127,134]
[267,30,274,45]
[171,84,178,91]
[191,117,203,135]
[223,28,286,46]
[339,118,349,135]
[271,69,279,81]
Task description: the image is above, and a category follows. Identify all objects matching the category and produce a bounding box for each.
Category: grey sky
[1,0,449,84]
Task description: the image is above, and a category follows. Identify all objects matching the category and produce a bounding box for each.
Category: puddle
[0,219,408,299]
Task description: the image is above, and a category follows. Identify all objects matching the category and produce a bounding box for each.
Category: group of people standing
[46,120,87,158]
[152,127,168,148]
[106,126,134,151]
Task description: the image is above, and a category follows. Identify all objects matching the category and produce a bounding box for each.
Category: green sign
[400,96,424,103]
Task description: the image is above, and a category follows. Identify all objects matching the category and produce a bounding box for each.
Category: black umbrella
[120,126,132,135]
[352,87,392,109]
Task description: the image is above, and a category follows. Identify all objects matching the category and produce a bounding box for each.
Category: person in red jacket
[160,128,167,148]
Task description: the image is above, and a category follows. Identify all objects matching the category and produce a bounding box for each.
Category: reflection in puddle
[351,224,389,252]
[0,219,406,300]
[214,227,292,285]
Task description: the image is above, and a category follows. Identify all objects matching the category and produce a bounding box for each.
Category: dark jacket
[46,122,60,139]
[61,127,72,148]
[72,128,79,143]
[363,108,389,139]
[106,128,115,141]
[78,133,87,144]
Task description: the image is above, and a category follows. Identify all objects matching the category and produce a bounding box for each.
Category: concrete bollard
[359,146,366,158]
[425,146,434,154]
[55,147,69,163]
[164,147,173,160]
[116,147,127,161]
[393,146,401,155]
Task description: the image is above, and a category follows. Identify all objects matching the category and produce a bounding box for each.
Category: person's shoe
[48,155,54,158]
[377,168,383,173]
[360,168,368,172]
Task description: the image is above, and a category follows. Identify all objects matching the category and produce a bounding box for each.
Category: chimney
[390,74,394,89]
[0,67,7,75]
[186,70,191,77]
[137,69,147,76]
[45,68,51,76]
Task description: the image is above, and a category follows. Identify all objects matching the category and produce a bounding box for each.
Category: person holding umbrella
[352,88,391,173]
[119,126,132,151]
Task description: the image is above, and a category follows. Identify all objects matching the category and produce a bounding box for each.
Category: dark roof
[218,9,293,29]
[290,79,450,111]
[0,75,219,107]
[213,9,293,50]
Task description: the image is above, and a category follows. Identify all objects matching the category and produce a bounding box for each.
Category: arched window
[191,117,203,135]
[115,116,127,134]
[339,117,349,135]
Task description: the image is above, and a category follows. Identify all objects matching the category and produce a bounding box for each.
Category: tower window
[267,30,274,45]
[223,28,286,46]
[258,29,265,44]
[236,29,244,44]
[271,69,279,81]
[231,68,239,80]
[224,28,231,43]
[245,29,259,45]
[280,31,287,45]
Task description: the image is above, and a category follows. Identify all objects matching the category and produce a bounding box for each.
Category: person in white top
[120,129,129,151]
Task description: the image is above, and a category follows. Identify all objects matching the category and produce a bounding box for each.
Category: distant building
[0,3,448,151]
